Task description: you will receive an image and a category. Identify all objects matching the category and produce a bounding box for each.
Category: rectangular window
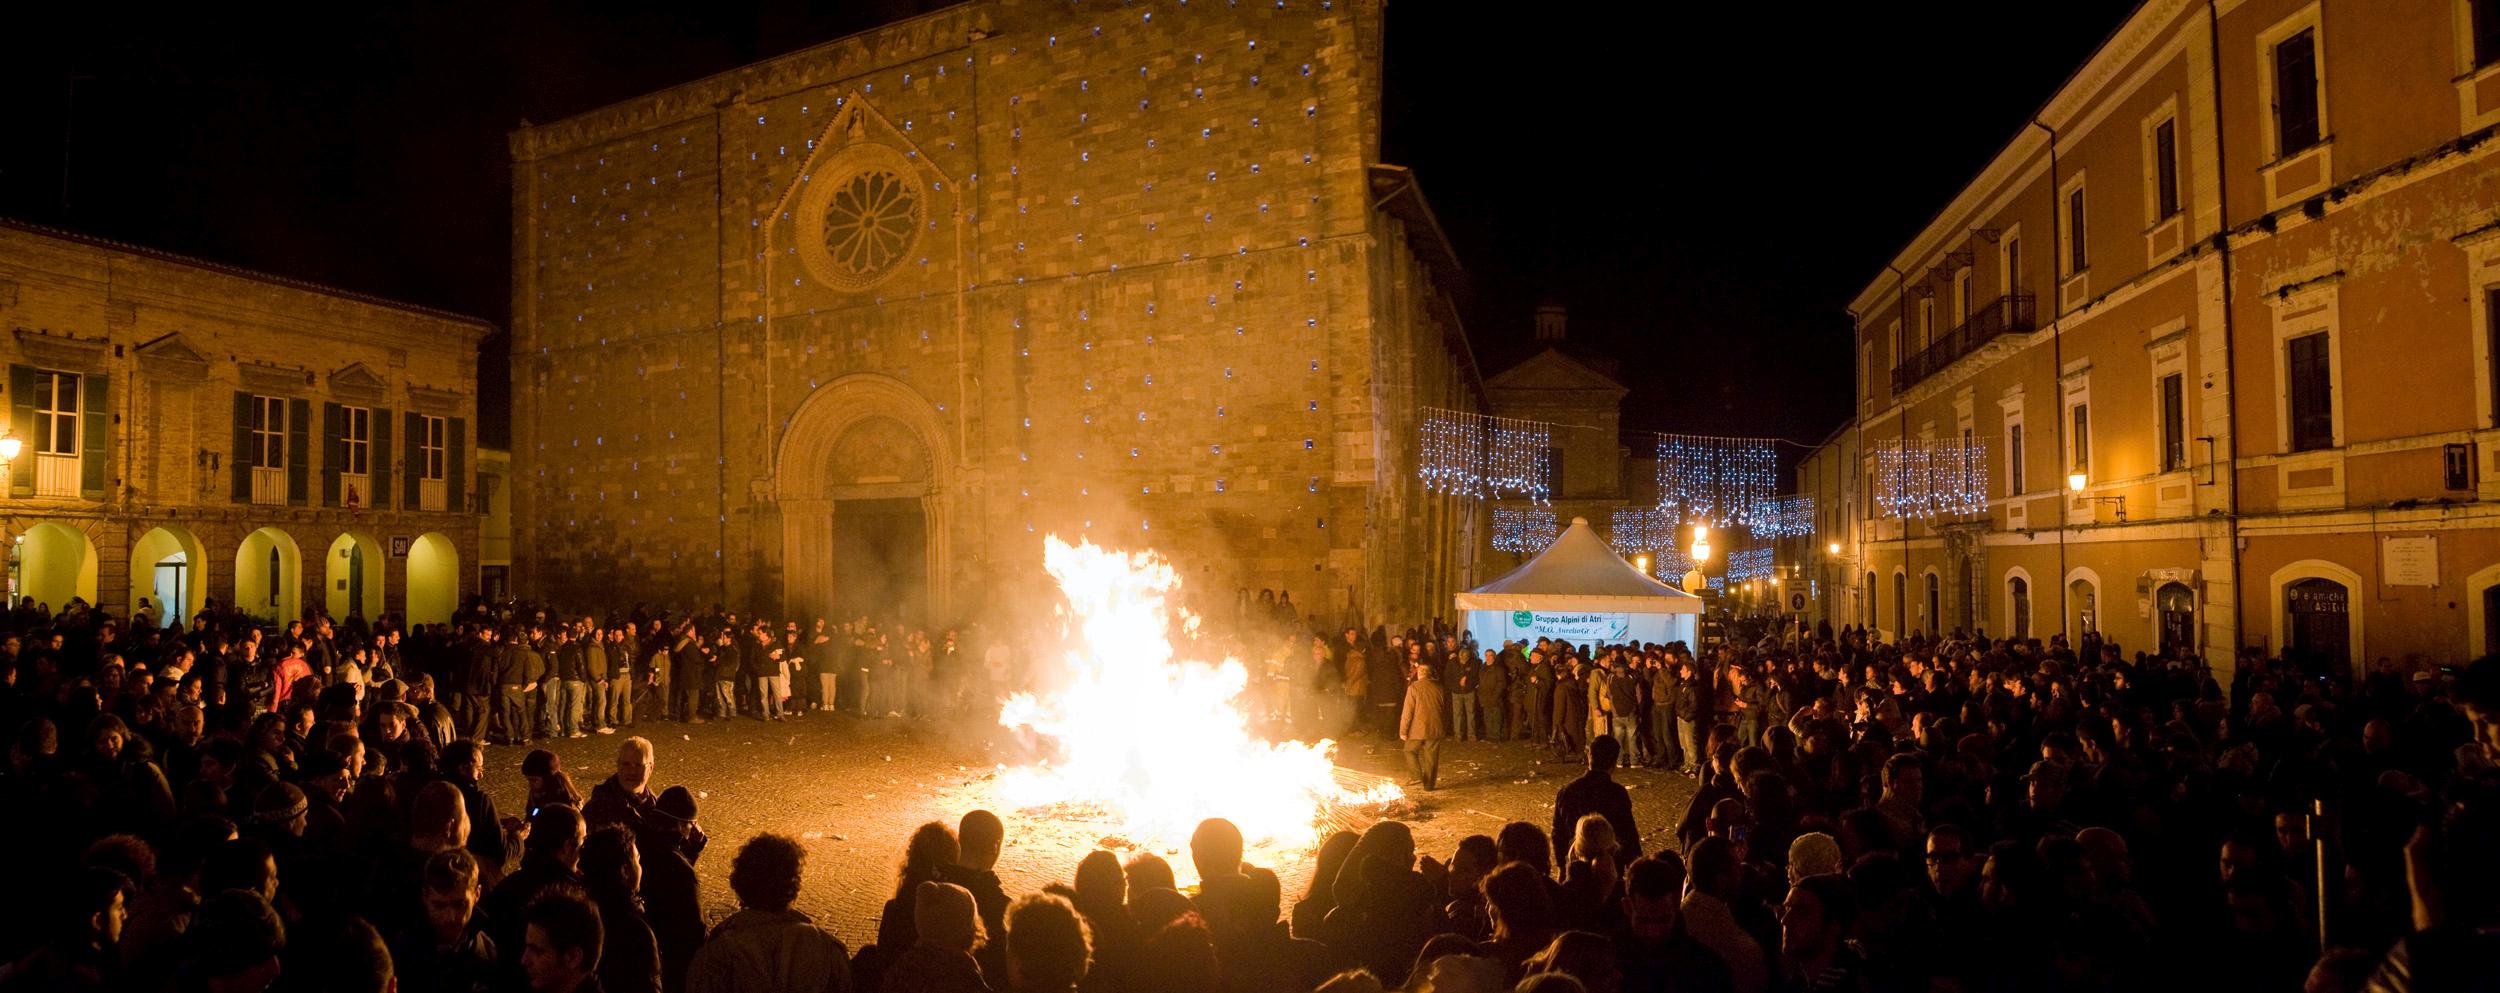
[2004,237,2023,296]
[1955,269,1974,325]
[2067,187,2089,273]
[2160,373,2187,471]
[1919,297,1936,349]
[340,406,371,475]
[253,395,288,468]
[2071,404,2092,473]
[2274,28,2321,155]
[2488,288,2500,425]
[2008,422,2027,495]
[32,371,80,455]
[2288,331,2334,451]
[2478,0,2500,68]
[2153,118,2181,219]
[420,415,447,480]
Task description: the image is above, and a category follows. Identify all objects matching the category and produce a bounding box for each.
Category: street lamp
[1826,540,1841,557]
[2067,471,2128,521]
[1689,525,1712,564]
[1635,553,1652,576]
[0,431,20,466]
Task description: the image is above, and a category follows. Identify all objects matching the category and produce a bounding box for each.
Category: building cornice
[0,220,494,337]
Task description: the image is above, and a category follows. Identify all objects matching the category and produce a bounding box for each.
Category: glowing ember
[998,536,1403,867]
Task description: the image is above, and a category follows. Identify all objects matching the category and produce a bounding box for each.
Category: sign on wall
[2381,535,2437,587]
[389,535,412,558]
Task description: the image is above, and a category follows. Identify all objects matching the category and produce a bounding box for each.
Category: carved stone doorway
[775,375,952,626]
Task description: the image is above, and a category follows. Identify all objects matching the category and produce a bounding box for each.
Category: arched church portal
[776,375,950,627]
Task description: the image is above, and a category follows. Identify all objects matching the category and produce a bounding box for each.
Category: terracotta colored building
[1826,0,2500,673]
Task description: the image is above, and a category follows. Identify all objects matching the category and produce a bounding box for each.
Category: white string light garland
[1655,434,1777,530]
[1873,439,1991,519]
[1727,546,1776,582]
[1491,506,1559,553]
[1608,507,1675,554]
[1418,407,1553,503]
[1751,495,1816,540]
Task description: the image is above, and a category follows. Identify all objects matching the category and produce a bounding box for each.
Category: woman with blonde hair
[1559,814,1621,931]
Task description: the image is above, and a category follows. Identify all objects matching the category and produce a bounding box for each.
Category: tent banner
[1505,610,1631,642]
[1466,609,1694,653]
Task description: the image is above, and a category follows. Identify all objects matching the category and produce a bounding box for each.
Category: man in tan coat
[1400,659,1449,791]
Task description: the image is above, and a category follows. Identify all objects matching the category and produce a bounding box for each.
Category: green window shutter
[231,392,253,501]
[286,397,310,506]
[79,373,108,500]
[371,407,393,510]
[321,402,343,507]
[403,411,422,509]
[9,365,34,498]
[448,417,467,512]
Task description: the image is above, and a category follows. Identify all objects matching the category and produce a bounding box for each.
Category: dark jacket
[1553,769,1643,866]
[480,855,583,969]
[593,891,663,993]
[555,641,589,683]
[639,839,705,993]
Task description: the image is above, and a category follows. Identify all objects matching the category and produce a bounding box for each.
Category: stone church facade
[510,1,1479,627]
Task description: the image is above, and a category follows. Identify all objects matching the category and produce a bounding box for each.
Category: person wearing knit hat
[880,880,990,993]
[253,782,309,837]
[1787,832,1843,886]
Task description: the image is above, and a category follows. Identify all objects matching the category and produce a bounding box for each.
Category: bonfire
[997,536,1403,874]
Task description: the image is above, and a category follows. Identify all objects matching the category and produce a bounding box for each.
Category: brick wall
[514,0,1473,626]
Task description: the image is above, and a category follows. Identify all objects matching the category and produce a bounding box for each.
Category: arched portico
[14,521,99,612]
[326,531,385,621]
[131,525,206,628]
[774,374,953,626]
[406,532,459,628]
[237,527,303,624]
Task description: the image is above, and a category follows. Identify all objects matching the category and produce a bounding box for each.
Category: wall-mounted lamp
[2067,472,2127,521]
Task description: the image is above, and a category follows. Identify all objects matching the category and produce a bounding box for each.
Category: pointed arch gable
[762,91,961,307]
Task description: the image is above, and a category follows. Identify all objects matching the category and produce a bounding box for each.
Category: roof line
[0,218,497,332]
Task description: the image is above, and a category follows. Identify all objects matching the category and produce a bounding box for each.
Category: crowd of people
[0,587,2493,993]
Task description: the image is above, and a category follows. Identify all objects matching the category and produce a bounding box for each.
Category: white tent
[1457,516,1703,651]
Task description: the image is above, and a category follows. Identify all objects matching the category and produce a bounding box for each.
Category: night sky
[3,0,2135,454]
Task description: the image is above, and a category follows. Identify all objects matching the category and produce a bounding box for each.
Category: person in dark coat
[481,803,586,970]
[583,823,662,993]
[1552,735,1642,869]
[1478,647,1510,742]
[440,741,509,873]
[639,787,707,993]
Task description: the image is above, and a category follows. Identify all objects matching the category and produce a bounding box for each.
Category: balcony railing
[1891,293,2037,393]
[251,466,288,506]
[33,454,79,498]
